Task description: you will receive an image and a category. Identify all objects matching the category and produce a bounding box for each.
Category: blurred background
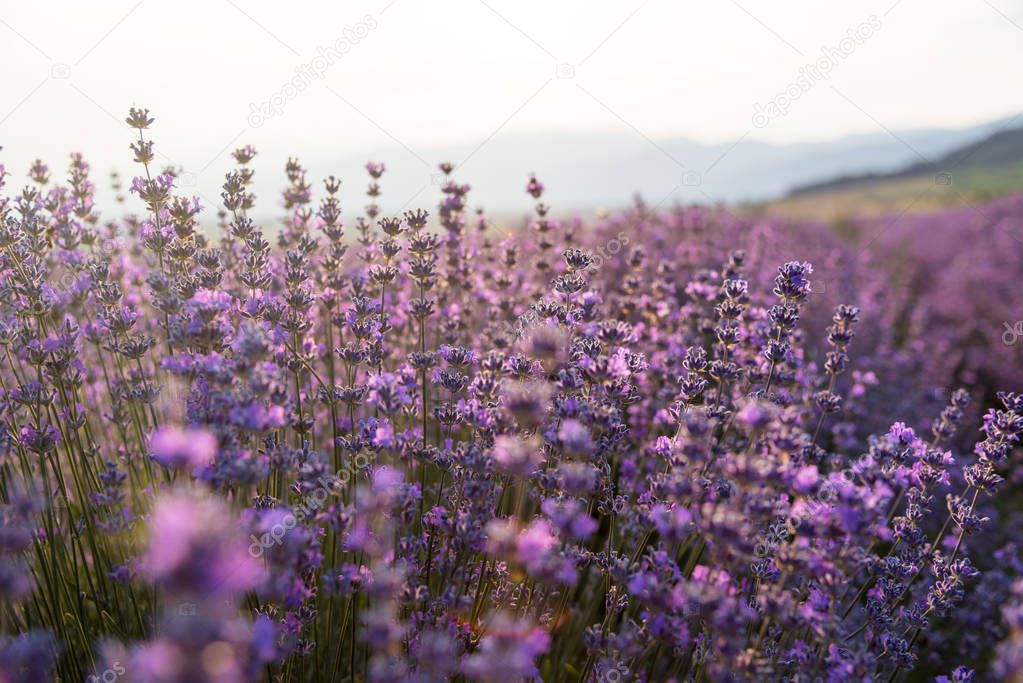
[1,0,1021,220]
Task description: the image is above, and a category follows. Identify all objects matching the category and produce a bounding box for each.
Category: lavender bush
[0,109,1020,682]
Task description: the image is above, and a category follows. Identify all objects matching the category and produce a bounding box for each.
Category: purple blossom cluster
[0,109,1020,682]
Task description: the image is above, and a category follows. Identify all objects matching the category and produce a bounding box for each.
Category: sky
[1,0,1021,214]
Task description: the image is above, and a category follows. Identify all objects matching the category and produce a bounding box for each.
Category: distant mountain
[298,113,1021,213]
[789,123,1023,196]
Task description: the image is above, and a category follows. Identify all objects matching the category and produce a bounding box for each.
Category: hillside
[753,159,1023,221]
[788,125,1023,196]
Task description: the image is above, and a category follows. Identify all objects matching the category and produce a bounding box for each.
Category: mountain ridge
[301,113,1021,212]
[788,122,1023,196]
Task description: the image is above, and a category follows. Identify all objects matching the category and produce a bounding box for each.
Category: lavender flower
[0,108,1017,683]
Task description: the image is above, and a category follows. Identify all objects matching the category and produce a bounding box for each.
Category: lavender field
[0,109,1021,683]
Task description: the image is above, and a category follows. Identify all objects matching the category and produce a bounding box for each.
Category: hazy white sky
[1,0,1021,211]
